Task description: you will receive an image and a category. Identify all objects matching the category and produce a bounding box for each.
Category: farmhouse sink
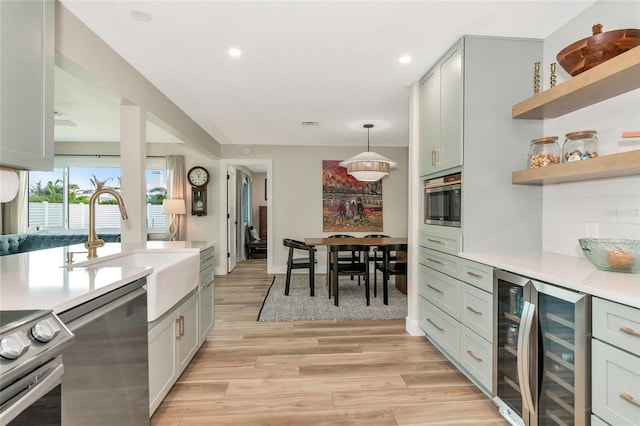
[74,251,200,321]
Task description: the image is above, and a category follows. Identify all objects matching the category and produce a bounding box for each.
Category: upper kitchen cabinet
[0,0,54,171]
[419,40,463,176]
[420,36,544,253]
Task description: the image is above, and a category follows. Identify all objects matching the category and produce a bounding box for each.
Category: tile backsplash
[542,175,640,257]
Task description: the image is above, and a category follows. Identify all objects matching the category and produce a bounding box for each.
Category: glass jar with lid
[563,130,599,163]
[528,136,561,168]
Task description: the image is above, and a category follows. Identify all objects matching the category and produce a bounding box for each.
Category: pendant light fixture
[339,124,397,182]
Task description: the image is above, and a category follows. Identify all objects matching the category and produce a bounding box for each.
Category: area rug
[257,274,407,322]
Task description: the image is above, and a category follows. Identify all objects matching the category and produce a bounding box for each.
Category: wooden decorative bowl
[556,24,640,76]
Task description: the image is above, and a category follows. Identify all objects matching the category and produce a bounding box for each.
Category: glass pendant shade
[339,124,397,182]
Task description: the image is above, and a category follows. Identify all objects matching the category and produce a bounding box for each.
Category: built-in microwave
[424,172,461,227]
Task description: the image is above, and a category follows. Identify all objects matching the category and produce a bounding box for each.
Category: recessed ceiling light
[228,48,242,57]
[399,55,412,64]
[300,121,319,127]
[130,10,152,22]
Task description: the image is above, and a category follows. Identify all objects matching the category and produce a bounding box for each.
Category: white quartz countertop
[460,251,640,308]
[0,241,215,314]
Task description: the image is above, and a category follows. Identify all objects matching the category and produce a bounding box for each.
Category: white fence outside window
[29,203,167,230]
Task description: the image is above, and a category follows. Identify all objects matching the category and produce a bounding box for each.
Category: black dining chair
[328,234,361,283]
[283,239,317,296]
[329,244,370,306]
[374,243,407,305]
[364,234,392,292]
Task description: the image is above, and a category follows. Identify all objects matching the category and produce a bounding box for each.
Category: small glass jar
[528,136,561,168]
[563,130,599,163]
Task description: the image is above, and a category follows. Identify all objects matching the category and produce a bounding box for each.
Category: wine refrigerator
[493,270,591,426]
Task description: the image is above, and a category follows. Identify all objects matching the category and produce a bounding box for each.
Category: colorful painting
[322,160,383,232]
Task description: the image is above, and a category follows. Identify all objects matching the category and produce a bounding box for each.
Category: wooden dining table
[304,237,408,295]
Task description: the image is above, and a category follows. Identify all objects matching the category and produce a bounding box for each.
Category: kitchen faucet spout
[86,188,128,258]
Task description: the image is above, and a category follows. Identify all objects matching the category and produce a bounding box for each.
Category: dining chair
[364,234,392,289]
[283,239,317,296]
[328,234,361,283]
[329,244,370,306]
[374,243,407,305]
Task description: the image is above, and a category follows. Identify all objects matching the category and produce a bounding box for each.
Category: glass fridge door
[534,282,590,426]
[494,271,529,425]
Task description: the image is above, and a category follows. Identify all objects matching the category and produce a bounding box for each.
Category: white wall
[541,0,640,256]
[221,144,409,274]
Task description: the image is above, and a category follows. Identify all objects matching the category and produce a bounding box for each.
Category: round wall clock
[187,166,209,187]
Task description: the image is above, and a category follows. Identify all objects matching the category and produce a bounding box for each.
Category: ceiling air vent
[300,121,319,127]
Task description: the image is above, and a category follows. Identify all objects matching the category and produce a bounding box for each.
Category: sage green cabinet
[419,40,463,176]
[0,0,54,170]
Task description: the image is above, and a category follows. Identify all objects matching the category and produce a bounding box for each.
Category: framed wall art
[322,160,383,232]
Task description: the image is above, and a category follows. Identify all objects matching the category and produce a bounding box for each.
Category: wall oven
[0,310,74,425]
[424,172,461,227]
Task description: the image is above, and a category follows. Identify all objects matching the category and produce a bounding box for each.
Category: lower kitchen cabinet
[199,275,214,343]
[591,298,640,425]
[419,251,494,395]
[460,325,493,391]
[199,247,215,343]
[148,290,199,415]
[419,297,461,360]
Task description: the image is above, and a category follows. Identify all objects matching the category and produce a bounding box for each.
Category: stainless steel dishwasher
[57,277,149,425]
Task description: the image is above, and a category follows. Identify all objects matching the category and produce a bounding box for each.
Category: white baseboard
[405,317,424,336]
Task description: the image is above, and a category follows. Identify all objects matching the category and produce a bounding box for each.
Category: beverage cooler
[493,270,591,426]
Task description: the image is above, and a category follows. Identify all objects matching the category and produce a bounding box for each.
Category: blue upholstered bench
[0,233,120,256]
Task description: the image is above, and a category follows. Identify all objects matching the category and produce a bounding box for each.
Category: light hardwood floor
[151,259,507,425]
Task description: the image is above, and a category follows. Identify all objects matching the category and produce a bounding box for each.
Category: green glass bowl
[578,238,640,274]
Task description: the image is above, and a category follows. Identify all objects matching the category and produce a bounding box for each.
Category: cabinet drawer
[460,259,493,293]
[592,339,640,425]
[200,264,214,287]
[591,415,609,426]
[419,265,461,320]
[420,247,460,279]
[419,227,461,256]
[593,298,640,356]
[460,325,493,393]
[461,283,493,342]
[200,247,215,271]
[419,297,460,361]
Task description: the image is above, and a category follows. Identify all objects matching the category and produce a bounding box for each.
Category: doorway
[219,159,272,275]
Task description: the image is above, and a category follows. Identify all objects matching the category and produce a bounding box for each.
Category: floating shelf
[512,150,640,185]
[513,47,640,119]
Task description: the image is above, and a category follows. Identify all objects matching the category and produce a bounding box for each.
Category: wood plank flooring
[151,259,507,425]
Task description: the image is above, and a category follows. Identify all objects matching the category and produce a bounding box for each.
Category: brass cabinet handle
[426,318,444,332]
[620,392,640,408]
[426,239,445,245]
[620,326,640,338]
[427,257,444,265]
[180,316,185,337]
[466,350,483,362]
[176,318,182,339]
[427,284,444,294]
[434,148,440,166]
[466,306,482,315]
[466,271,483,279]
[431,149,436,166]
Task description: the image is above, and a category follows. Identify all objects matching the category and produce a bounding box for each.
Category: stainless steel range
[0,310,74,425]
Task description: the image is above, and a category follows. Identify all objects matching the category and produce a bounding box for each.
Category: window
[28,157,168,234]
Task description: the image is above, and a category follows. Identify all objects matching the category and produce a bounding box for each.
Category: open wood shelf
[512,47,640,119]
[512,150,640,185]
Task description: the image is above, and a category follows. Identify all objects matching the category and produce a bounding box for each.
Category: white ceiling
[56,0,596,148]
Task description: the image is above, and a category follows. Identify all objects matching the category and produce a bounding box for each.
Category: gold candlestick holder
[550,63,557,87]
[534,62,541,94]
